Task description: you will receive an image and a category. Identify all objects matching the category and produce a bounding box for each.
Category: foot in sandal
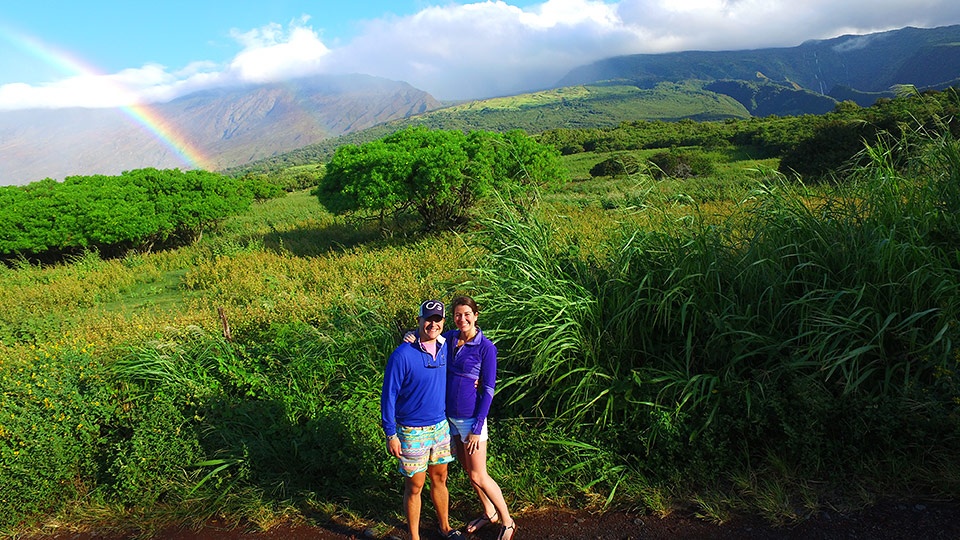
[466,510,498,534]
[497,520,517,540]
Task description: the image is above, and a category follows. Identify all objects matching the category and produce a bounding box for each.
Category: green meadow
[2,97,960,538]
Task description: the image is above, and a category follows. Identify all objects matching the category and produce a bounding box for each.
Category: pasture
[2,128,959,538]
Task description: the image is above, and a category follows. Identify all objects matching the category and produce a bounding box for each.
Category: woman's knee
[468,469,490,488]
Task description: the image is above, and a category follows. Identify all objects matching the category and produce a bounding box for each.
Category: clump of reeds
[474,129,960,513]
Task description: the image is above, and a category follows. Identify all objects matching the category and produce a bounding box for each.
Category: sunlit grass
[0,190,479,354]
[3,130,960,534]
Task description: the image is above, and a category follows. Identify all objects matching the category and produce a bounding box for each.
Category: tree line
[0,168,278,262]
[538,87,960,179]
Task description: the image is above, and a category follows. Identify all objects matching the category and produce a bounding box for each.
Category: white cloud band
[1,0,958,110]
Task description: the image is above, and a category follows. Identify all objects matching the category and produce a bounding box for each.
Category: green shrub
[0,169,256,261]
[104,390,205,506]
[589,155,642,177]
[317,126,564,230]
[472,130,960,511]
[0,348,117,529]
[648,149,717,179]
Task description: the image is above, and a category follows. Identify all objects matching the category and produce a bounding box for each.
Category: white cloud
[0,72,141,109]
[226,17,331,82]
[1,0,959,110]
[323,0,641,98]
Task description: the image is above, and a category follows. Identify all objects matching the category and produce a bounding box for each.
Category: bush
[589,155,642,178]
[648,149,717,179]
[104,390,205,506]
[0,169,257,261]
[472,131,960,511]
[0,347,117,529]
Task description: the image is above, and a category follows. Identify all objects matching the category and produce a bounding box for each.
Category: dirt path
[28,500,960,540]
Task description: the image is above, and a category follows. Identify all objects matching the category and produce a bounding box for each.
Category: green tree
[589,155,642,178]
[648,149,717,179]
[317,126,564,229]
[0,169,254,261]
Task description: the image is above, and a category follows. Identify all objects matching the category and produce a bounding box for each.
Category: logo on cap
[419,300,444,318]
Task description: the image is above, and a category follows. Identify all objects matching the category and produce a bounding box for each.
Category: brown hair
[450,295,479,314]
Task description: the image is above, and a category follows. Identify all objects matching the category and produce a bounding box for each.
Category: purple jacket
[443,327,497,435]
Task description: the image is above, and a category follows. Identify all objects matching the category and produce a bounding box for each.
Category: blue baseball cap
[419,300,444,319]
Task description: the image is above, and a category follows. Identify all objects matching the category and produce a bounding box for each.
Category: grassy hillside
[558,25,960,94]
[704,79,838,116]
[421,83,750,126]
[3,91,960,539]
[225,82,750,176]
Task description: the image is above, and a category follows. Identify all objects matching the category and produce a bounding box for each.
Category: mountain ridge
[0,74,441,186]
[3,25,960,186]
[557,25,960,99]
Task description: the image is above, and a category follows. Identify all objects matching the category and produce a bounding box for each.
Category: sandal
[439,527,465,539]
[497,520,517,540]
[466,510,498,533]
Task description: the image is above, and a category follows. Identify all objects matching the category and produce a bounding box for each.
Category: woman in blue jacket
[445,296,515,539]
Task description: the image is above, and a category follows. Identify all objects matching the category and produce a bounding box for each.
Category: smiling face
[418,314,444,343]
[453,303,477,335]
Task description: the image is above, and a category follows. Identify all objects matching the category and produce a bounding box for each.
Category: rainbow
[0,25,214,171]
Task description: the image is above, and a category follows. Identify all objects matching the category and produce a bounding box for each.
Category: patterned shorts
[397,419,454,476]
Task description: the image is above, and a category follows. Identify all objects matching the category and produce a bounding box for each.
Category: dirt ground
[28,499,960,540]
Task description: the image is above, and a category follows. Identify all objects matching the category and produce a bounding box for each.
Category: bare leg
[428,463,454,535]
[455,436,497,523]
[459,437,513,537]
[403,472,427,540]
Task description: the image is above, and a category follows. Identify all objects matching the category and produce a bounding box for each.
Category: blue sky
[1,2,539,81]
[1,0,959,109]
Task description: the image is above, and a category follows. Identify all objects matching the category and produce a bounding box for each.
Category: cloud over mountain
[1,0,959,110]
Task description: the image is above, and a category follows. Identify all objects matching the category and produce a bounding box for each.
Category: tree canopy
[315,126,565,229]
[0,168,265,261]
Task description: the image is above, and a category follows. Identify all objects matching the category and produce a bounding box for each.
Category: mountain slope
[703,79,838,116]
[5,25,958,186]
[225,82,752,176]
[0,74,441,186]
[558,25,960,101]
[233,25,960,178]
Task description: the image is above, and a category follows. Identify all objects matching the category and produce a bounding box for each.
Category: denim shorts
[447,416,488,441]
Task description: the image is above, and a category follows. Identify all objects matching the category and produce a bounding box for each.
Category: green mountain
[0,74,440,186]
[232,25,960,177]
[703,79,838,116]
[557,25,960,107]
[226,82,752,176]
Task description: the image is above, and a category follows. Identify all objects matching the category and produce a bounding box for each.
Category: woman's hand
[402,330,416,343]
[465,433,481,455]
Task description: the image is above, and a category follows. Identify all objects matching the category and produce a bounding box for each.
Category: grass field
[2,137,959,537]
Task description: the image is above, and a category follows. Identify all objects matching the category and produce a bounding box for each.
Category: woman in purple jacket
[406,295,516,539]
[445,296,516,539]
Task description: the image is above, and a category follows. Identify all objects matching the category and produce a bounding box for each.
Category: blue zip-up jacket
[381,334,449,437]
[444,327,497,435]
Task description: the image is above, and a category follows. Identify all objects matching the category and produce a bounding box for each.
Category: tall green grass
[3,132,960,535]
[473,133,960,514]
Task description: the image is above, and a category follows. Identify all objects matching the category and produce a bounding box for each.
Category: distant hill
[0,74,441,186]
[557,25,960,108]
[225,82,752,176]
[5,25,959,186]
[702,79,839,116]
